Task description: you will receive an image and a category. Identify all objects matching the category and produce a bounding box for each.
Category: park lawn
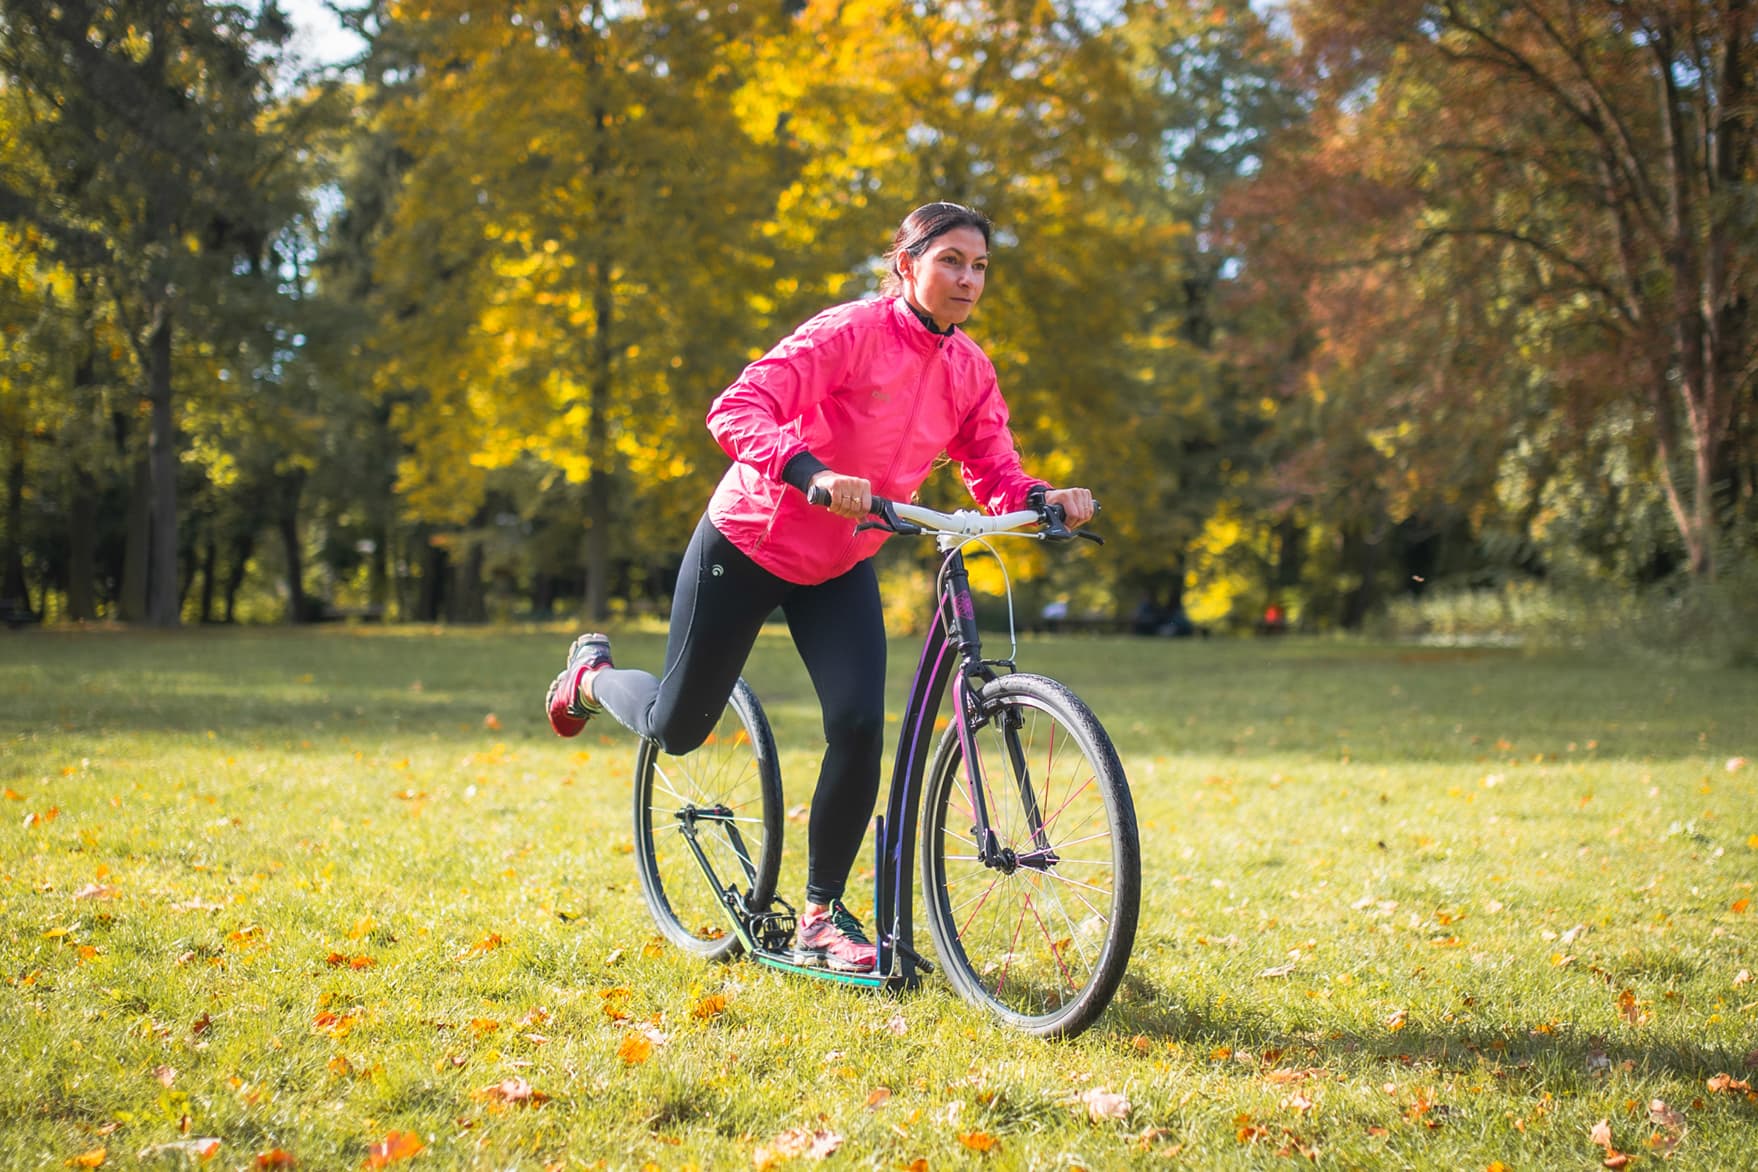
[1,626,1754,1170]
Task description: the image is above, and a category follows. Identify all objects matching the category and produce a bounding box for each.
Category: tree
[367,0,790,621]
[0,0,300,624]
[1250,0,1757,587]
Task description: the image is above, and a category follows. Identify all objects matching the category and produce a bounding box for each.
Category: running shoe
[793,900,877,972]
[545,632,613,737]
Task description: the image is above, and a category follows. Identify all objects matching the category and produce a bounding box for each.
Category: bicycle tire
[633,678,783,961]
[920,673,1140,1037]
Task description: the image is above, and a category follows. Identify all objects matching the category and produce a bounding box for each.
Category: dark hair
[879,202,993,296]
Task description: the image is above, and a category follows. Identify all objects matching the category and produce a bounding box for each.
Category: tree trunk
[417,539,447,622]
[67,470,98,622]
[145,308,180,626]
[1,437,29,617]
[451,540,486,623]
[585,248,613,622]
[222,530,254,624]
[277,472,308,623]
[198,529,217,623]
[119,447,151,623]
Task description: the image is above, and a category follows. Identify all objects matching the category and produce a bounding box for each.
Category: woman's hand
[1045,487,1095,528]
[809,471,872,520]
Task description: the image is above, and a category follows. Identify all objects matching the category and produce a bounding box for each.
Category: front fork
[954,671,1059,874]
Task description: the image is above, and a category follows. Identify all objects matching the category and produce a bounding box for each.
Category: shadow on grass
[7,628,1755,763]
[1104,972,1749,1090]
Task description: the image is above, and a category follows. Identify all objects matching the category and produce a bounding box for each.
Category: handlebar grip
[807,485,831,508]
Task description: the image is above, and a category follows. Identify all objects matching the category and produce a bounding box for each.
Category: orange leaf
[454,933,503,962]
[65,1149,105,1168]
[1733,898,1751,914]
[617,1034,653,1065]
[1707,1073,1753,1094]
[363,1131,423,1168]
[690,993,728,1020]
[475,1077,548,1105]
[2,787,23,800]
[957,1131,998,1152]
[255,1151,297,1168]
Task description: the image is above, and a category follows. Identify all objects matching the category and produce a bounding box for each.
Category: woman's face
[900,225,988,329]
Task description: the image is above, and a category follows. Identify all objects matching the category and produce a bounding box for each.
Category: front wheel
[633,678,783,961]
[920,673,1140,1038]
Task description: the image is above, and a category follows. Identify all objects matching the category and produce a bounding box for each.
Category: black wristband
[782,451,832,493]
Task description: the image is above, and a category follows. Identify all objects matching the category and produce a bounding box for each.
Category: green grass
[2,627,1754,1169]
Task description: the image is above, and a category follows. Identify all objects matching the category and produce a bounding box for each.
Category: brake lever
[807,486,921,536]
[1040,501,1105,545]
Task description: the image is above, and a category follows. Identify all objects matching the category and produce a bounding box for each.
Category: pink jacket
[706,296,1047,585]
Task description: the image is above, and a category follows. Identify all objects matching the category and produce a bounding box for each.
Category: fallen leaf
[1079,1088,1131,1122]
[73,884,119,901]
[363,1131,423,1168]
[691,993,729,1020]
[753,1127,843,1168]
[154,1066,176,1087]
[617,1034,653,1065]
[138,1138,221,1162]
[255,1151,296,1168]
[65,1149,105,1168]
[1647,1099,1685,1128]
[1257,962,1296,979]
[1590,1118,1631,1167]
[956,1131,998,1153]
[1616,989,1648,1026]
[1733,898,1751,914]
[453,933,503,962]
[2,787,23,800]
[1282,1093,1316,1113]
[475,1077,549,1106]
[865,1087,891,1110]
[1707,1073,1752,1094]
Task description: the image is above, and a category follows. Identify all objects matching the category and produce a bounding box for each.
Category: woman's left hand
[1045,487,1095,528]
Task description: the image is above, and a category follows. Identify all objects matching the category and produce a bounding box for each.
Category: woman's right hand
[809,471,872,520]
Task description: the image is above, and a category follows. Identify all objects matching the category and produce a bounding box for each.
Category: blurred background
[1,1,1753,656]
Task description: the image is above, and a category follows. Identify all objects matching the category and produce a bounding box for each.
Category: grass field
[2,626,1754,1169]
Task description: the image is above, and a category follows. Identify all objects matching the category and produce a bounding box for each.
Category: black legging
[591,513,886,906]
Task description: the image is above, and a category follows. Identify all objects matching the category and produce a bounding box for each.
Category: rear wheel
[633,679,783,960]
[920,673,1139,1037]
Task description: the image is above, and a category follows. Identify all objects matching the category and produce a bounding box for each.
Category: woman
[545,202,1094,971]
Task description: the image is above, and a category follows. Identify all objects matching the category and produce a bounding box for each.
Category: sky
[279,0,366,69]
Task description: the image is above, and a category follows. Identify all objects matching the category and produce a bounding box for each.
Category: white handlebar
[888,502,1042,536]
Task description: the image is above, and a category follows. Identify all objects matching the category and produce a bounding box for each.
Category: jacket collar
[890,295,955,352]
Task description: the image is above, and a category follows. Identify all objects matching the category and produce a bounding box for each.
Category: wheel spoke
[924,680,1137,1036]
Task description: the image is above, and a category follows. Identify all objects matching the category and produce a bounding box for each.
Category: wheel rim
[928,693,1124,1025]
[637,691,776,954]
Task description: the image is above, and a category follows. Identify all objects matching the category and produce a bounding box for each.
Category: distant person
[1040,598,1069,633]
[541,202,1095,971]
